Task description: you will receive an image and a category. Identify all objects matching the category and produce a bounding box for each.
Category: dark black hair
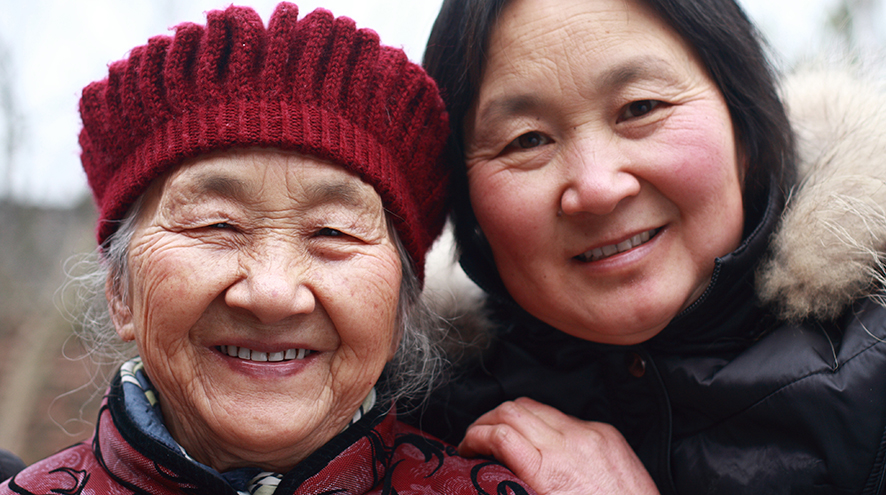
[423,0,796,298]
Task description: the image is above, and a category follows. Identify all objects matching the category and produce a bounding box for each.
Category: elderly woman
[406,0,886,493]
[0,4,537,495]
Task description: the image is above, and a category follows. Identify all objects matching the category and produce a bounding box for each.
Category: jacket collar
[648,179,783,353]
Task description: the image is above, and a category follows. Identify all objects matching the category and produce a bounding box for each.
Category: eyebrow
[476,93,544,124]
[475,56,681,124]
[187,172,372,209]
[191,174,250,200]
[302,180,373,209]
[599,56,681,92]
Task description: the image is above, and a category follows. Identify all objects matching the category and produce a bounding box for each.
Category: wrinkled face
[108,149,401,472]
[465,0,745,345]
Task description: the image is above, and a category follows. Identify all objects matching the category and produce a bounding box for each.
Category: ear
[106,276,136,342]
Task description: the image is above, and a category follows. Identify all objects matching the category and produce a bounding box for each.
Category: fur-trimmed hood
[757,67,886,321]
[424,66,886,331]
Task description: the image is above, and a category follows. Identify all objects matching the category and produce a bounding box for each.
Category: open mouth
[216,345,313,363]
[575,228,660,262]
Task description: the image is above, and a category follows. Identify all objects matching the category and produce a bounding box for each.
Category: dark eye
[317,227,345,237]
[620,100,660,120]
[201,221,236,231]
[508,131,550,150]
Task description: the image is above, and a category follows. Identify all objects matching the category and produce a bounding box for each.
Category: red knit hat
[78,3,449,278]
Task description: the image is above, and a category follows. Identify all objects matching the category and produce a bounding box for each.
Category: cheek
[469,168,554,261]
[655,113,742,204]
[324,254,402,361]
[128,246,233,342]
[657,121,745,254]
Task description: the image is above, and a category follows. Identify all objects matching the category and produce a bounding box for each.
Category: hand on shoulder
[459,397,659,495]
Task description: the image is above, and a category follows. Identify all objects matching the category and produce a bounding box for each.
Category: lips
[217,345,313,362]
[576,228,660,262]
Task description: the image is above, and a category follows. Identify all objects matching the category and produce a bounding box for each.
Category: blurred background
[0,0,883,465]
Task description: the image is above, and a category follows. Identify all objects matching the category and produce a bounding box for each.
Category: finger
[510,397,574,428]
[512,397,622,444]
[458,422,542,481]
[467,400,559,442]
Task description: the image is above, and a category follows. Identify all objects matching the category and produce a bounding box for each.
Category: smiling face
[108,149,401,472]
[465,0,745,345]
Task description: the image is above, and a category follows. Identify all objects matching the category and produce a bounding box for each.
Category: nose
[224,241,316,324]
[559,138,640,216]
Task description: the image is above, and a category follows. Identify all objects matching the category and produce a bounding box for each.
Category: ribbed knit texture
[78,3,449,276]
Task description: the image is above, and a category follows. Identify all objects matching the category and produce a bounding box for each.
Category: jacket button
[626,352,646,378]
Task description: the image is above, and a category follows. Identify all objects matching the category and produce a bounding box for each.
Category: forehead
[484,0,698,81]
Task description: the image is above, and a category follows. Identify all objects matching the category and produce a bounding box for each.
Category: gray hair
[70,196,446,406]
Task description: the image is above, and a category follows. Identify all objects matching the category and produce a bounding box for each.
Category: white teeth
[578,228,658,262]
[220,345,311,362]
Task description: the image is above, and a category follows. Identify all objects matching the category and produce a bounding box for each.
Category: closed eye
[316,227,347,237]
[192,221,236,232]
[184,220,242,243]
[618,100,661,122]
